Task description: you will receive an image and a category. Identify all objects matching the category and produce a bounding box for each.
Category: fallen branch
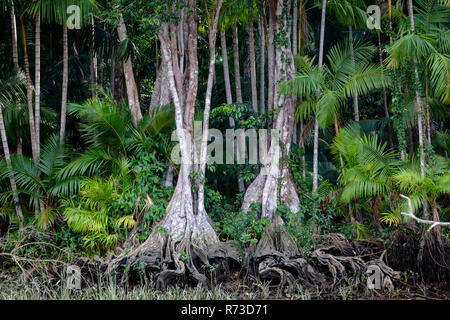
[400,195,450,232]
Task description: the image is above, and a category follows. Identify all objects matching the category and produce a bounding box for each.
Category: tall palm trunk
[60,23,68,145]
[89,16,98,98]
[407,0,428,219]
[221,28,245,192]
[293,0,298,55]
[377,32,394,149]
[19,16,38,163]
[117,14,143,128]
[248,0,258,112]
[0,102,23,219]
[313,0,327,192]
[349,26,359,122]
[110,45,116,99]
[220,28,233,106]
[232,24,243,103]
[11,2,19,68]
[258,18,265,114]
[35,11,41,159]
[11,1,22,154]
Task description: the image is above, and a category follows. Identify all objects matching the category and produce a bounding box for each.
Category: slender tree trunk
[267,6,275,113]
[198,0,222,214]
[221,28,233,106]
[232,24,243,103]
[0,102,23,219]
[89,16,98,98]
[377,32,394,149]
[258,18,265,114]
[388,0,394,44]
[349,26,359,122]
[293,0,298,56]
[11,2,19,68]
[35,11,41,160]
[313,0,327,192]
[424,67,432,144]
[60,23,68,145]
[248,0,258,112]
[11,2,21,154]
[110,45,116,98]
[292,0,298,144]
[407,0,425,179]
[431,201,442,243]
[117,14,143,128]
[19,16,38,163]
[372,195,382,230]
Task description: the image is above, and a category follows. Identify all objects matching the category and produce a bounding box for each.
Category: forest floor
[0,268,448,300]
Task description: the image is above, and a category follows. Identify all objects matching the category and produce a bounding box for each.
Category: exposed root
[365,252,402,291]
[245,226,326,291]
[311,245,365,287]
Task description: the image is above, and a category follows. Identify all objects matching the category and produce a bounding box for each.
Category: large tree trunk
[0,98,23,219]
[248,0,258,112]
[107,3,233,288]
[117,14,143,128]
[232,24,243,103]
[19,16,38,163]
[35,11,41,159]
[59,23,68,145]
[242,0,324,289]
[312,0,327,192]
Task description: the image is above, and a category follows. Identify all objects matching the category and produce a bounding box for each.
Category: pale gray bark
[35,12,41,159]
[258,18,265,114]
[19,16,38,162]
[232,24,243,103]
[11,2,18,68]
[220,29,233,106]
[267,7,275,113]
[0,99,23,219]
[89,16,98,98]
[248,0,258,112]
[407,0,427,219]
[242,0,299,220]
[198,0,222,215]
[377,32,394,149]
[293,0,298,56]
[59,23,68,145]
[117,14,143,128]
[406,1,425,172]
[313,0,327,192]
[349,26,359,122]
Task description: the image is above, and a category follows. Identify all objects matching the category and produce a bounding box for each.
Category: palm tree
[394,156,450,240]
[330,123,400,229]
[328,0,367,122]
[29,0,99,144]
[0,69,26,220]
[0,135,73,227]
[280,40,391,189]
